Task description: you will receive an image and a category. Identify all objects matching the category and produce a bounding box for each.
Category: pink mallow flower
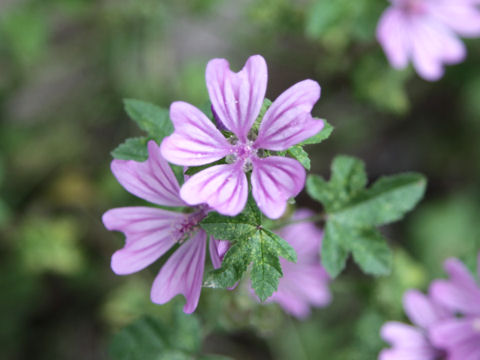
[429,255,480,360]
[254,210,331,318]
[377,0,480,81]
[161,55,324,219]
[379,290,449,360]
[102,140,224,313]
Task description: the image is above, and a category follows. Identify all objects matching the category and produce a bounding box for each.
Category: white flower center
[225,137,257,172]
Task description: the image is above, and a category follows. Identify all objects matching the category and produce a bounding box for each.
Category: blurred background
[1,0,479,359]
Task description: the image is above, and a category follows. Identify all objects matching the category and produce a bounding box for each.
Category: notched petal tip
[150,232,207,314]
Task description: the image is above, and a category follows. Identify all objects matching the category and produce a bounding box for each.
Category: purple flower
[253,210,331,318]
[377,0,480,81]
[102,141,224,313]
[429,255,480,360]
[379,290,449,360]
[161,55,324,219]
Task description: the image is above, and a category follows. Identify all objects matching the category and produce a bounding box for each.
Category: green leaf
[306,175,331,208]
[251,230,283,302]
[287,145,311,170]
[330,155,367,198]
[347,228,392,276]
[299,119,334,146]
[109,317,169,360]
[124,99,173,140]
[307,155,366,212]
[111,137,149,161]
[202,199,297,297]
[204,237,253,289]
[199,356,234,360]
[171,306,201,354]
[171,164,185,186]
[322,221,350,277]
[305,1,345,38]
[109,310,203,360]
[262,229,297,263]
[331,173,427,227]
[200,197,262,241]
[309,155,426,278]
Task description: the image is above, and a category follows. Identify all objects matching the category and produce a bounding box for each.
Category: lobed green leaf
[322,221,350,277]
[250,230,283,302]
[347,228,392,276]
[123,99,173,141]
[200,197,262,241]
[330,173,427,227]
[287,145,311,170]
[203,238,253,289]
[111,137,149,162]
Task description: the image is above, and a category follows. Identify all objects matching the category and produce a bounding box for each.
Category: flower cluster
[377,0,480,81]
[103,55,330,314]
[379,253,480,359]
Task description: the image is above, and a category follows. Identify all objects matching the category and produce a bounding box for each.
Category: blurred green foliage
[0,0,479,359]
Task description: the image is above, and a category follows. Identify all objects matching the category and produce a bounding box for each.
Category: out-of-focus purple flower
[379,290,449,360]
[429,255,480,360]
[161,55,324,219]
[102,140,224,313]
[377,0,480,81]
[253,210,331,318]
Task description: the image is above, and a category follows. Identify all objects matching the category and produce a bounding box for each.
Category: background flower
[377,0,480,80]
[379,290,448,360]
[429,255,480,359]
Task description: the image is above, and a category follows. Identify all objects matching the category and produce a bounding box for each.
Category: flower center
[225,137,257,172]
[173,206,208,243]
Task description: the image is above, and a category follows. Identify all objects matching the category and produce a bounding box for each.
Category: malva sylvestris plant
[377,0,480,81]
[104,54,428,318]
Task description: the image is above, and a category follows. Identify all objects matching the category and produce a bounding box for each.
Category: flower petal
[429,2,480,37]
[430,280,480,316]
[380,322,430,348]
[444,257,480,293]
[209,237,230,269]
[161,101,231,166]
[377,7,411,69]
[251,156,305,219]
[430,259,480,316]
[111,141,185,207]
[410,17,465,81]
[403,290,449,329]
[378,347,441,360]
[150,230,207,314]
[180,164,248,216]
[255,80,323,151]
[277,209,322,259]
[271,263,331,318]
[206,55,267,141]
[103,207,185,274]
[430,318,479,350]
